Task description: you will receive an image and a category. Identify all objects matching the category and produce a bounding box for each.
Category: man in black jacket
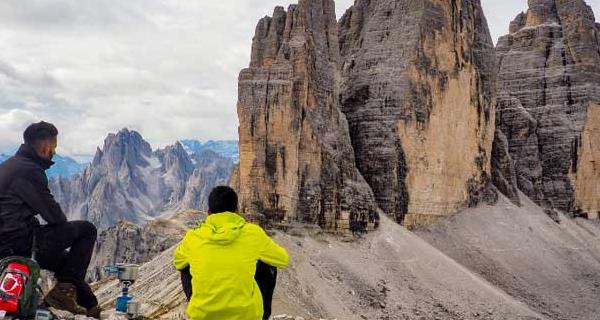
[0,122,100,318]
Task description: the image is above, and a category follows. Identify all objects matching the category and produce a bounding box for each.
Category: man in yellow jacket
[173,186,289,320]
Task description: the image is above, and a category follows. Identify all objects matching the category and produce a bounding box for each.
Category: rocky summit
[235,0,380,233]
[496,0,600,219]
[50,129,234,230]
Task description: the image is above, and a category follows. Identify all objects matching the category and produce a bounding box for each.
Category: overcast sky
[0,0,598,160]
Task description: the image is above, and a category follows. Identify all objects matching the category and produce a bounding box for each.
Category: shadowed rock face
[338,0,497,226]
[496,0,600,218]
[492,129,521,206]
[236,0,379,232]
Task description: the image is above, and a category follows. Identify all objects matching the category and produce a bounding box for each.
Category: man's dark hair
[23,121,58,147]
[208,186,238,214]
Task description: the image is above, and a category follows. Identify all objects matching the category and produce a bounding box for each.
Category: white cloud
[0,109,39,151]
[0,0,598,157]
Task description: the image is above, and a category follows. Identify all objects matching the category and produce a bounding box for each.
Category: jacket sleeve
[173,232,191,271]
[258,228,289,268]
[10,169,67,225]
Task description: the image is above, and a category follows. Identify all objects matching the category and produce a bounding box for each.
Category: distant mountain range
[181,139,239,163]
[0,139,239,179]
[0,152,85,178]
[50,129,236,230]
[47,155,86,178]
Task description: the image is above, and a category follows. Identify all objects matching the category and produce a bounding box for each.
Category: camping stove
[104,264,141,319]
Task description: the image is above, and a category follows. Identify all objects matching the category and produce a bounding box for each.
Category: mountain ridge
[50,129,234,230]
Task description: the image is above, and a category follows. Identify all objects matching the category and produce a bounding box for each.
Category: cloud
[0,0,598,157]
[0,60,59,87]
[0,0,155,32]
[0,109,39,151]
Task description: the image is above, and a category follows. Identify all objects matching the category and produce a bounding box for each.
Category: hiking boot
[87,305,101,319]
[45,282,87,315]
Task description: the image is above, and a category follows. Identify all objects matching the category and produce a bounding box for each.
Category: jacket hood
[198,212,246,245]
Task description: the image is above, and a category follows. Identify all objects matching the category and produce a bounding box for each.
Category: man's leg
[180,267,193,301]
[255,261,277,320]
[36,221,98,309]
[0,233,33,260]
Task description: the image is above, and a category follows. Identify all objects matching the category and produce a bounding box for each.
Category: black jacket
[0,144,67,241]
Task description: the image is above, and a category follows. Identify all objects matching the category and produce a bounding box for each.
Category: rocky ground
[416,193,600,320]
[65,193,600,320]
[31,192,598,320]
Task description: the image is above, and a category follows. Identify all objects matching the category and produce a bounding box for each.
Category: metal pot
[117,264,140,282]
[127,301,141,316]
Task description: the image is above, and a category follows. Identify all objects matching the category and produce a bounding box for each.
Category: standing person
[174,186,289,320]
[0,121,101,318]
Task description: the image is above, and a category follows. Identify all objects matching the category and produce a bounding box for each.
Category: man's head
[208,186,238,214]
[23,121,58,160]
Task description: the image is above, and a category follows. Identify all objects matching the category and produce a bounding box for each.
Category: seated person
[174,186,289,320]
[0,122,100,318]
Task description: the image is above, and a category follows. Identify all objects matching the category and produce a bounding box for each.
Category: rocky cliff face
[51,129,234,230]
[496,0,600,219]
[236,0,379,232]
[338,0,497,226]
[491,129,521,205]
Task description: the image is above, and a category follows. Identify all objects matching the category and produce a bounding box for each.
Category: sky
[0,0,598,160]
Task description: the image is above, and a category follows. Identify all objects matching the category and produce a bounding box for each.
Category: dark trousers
[180,261,278,320]
[0,221,99,309]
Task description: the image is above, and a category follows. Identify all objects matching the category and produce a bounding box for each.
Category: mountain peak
[50,133,235,230]
[157,141,195,175]
[97,129,153,169]
[525,0,559,27]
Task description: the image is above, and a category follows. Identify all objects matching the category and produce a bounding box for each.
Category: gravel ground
[416,193,600,320]
[51,192,599,320]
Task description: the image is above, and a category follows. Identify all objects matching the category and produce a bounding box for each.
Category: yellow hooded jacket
[173,212,289,320]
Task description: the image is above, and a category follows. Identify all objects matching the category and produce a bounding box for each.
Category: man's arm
[173,232,191,270]
[258,228,289,268]
[10,170,67,225]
